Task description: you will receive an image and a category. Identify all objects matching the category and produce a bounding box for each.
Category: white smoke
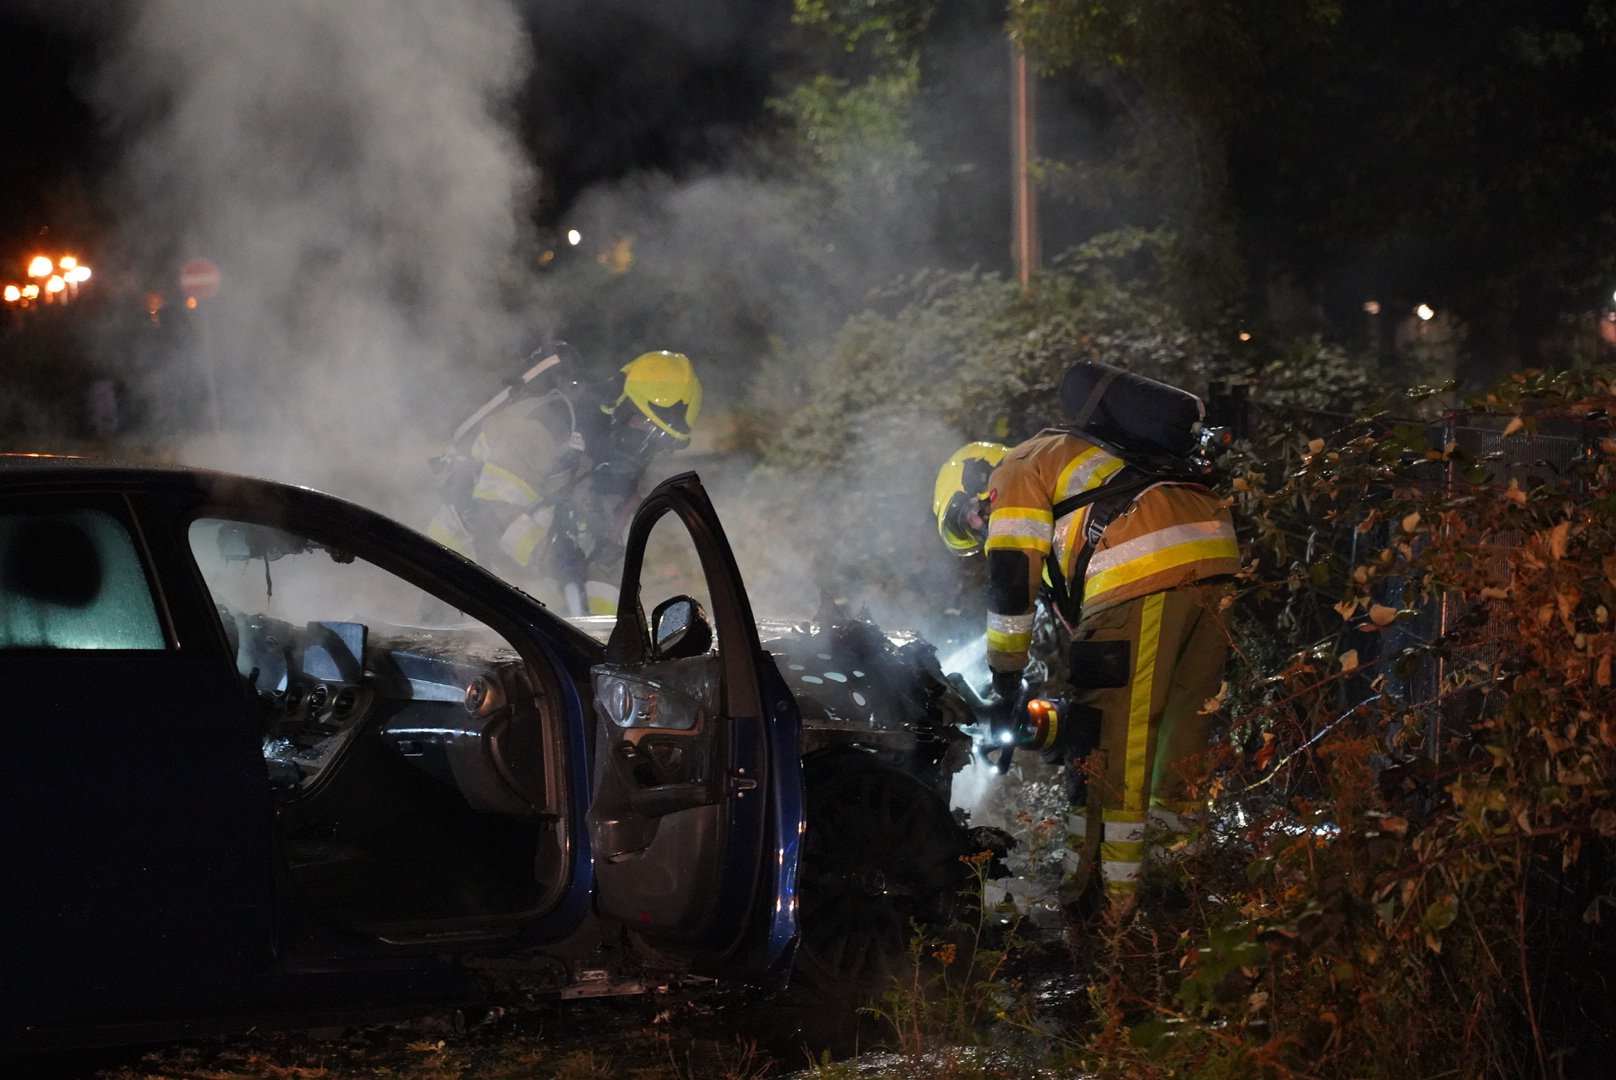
[92,0,539,521]
[65,0,1054,871]
[77,0,1029,650]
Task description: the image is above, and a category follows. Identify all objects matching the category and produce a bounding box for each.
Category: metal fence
[1249,404,1600,756]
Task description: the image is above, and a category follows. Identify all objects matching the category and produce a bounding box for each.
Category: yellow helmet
[933,441,1008,555]
[611,350,702,441]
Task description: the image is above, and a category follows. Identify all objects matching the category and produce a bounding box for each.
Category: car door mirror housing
[651,595,713,661]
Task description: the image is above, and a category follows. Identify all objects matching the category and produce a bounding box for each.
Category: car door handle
[628,782,710,817]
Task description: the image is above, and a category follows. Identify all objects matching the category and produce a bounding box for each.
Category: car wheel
[794,754,970,993]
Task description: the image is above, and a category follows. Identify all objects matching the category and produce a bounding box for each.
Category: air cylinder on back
[1058,360,1206,458]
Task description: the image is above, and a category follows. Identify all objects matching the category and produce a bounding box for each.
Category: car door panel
[594,653,720,819]
[0,493,277,1026]
[586,474,801,973]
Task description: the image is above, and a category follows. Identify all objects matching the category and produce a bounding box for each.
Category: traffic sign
[179,257,221,301]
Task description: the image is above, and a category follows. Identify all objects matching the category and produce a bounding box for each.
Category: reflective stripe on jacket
[444,393,581,571]
[983,429,1239,671]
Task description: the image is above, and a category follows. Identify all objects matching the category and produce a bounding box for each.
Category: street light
[1416,303,1435,321]
[13,255,94,303]
[64,263,91,300]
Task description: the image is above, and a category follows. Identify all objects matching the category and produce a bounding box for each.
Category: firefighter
[935,422,1239,920]
[428,345,702,616]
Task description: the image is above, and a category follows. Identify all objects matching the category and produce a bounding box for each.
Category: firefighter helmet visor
[933,441,1008,555]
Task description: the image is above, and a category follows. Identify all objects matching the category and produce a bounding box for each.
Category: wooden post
[1011,38,1040,288]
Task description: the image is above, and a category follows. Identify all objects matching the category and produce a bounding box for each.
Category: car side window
[188,518,450,650]
[186,517,530,795]
[593,514,720,735]
[0,508,165,650]
[644,513,714,638]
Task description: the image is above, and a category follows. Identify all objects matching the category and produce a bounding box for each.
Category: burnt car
[0,458,987,1047]
[575,606,985,990]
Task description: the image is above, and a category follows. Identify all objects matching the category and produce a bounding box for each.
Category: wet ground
[16,940,1098,1080]
[14,981,931,1079]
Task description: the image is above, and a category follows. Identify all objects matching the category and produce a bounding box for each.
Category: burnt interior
[221,608,565,932]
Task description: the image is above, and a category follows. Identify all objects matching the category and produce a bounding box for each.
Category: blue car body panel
[0,459,803,1045]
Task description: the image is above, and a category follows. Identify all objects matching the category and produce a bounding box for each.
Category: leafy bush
[756,227,1230,472]
[1077,367,1616,1078]
[732,229,1246,626]
[769,358,1616,1078]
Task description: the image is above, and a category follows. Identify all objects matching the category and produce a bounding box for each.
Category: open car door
[586,473,802,979]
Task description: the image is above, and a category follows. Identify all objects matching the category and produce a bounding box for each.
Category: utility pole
[1010,37,1040,288]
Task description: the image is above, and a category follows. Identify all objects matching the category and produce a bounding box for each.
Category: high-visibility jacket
[427,389,626,616]
[982,429,1239,673]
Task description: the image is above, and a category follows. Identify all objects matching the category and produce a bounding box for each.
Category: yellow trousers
[1065,584,1229,903]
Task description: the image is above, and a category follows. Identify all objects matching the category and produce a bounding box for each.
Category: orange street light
[58,256,78,271]
[27,255,53,278]
[3,285,20,303]
[21,283,40,299]
[66,265,91,284]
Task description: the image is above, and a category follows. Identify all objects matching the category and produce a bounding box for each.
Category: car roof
[0,454,361,510]
[3,453,268,483]
[1,453,608,657]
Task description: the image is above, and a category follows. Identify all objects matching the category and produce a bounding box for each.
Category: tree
[996,1,1616,376]
[1007,0,1343,325]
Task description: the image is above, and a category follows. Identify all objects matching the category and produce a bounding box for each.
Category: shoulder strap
[452,349,567,445]
[1042,469,1145,625]
[1043,465,1210,625]
[1049,469,1158,522]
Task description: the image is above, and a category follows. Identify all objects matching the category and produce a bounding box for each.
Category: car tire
[793,753,972,994]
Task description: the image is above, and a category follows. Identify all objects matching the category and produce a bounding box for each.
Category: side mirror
[650,595,713,661]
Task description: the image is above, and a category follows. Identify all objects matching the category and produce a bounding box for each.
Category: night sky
[0,4,108,254]
[0,0,790,259]
[519,0,790,215]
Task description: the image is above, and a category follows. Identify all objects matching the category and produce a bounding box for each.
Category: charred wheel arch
[759,617,1004,991]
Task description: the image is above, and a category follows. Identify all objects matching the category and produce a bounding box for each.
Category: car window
[189,518,448,638]
[187,517,520,793]
[592,514,720,735]
[644,513,713,630]
[0,508,165,650]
